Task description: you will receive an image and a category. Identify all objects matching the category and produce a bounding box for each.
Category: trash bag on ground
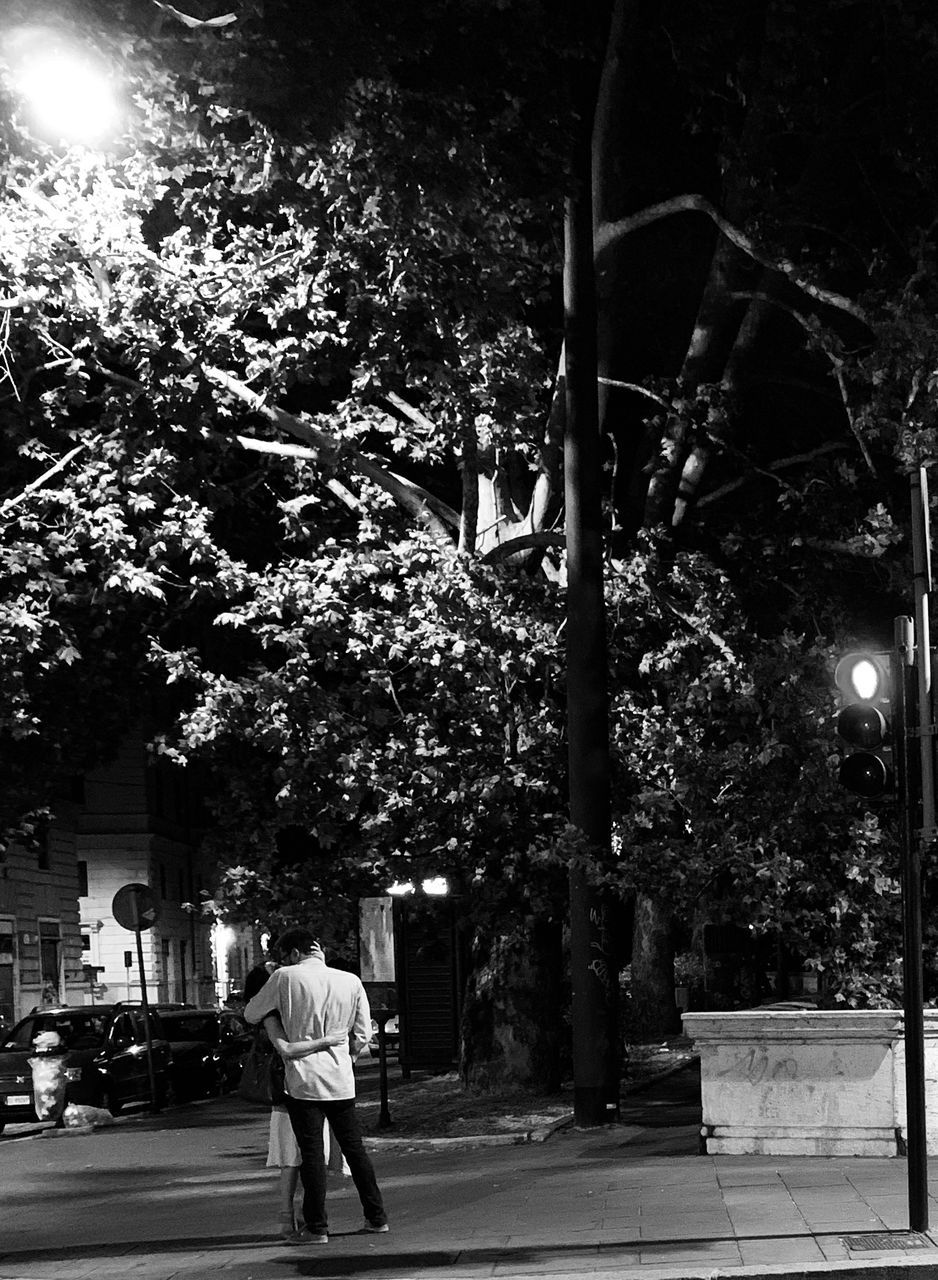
[63,1103,114,1128]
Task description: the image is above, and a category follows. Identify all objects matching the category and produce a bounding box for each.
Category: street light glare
[3,28,120,145]
[16,52,119,144]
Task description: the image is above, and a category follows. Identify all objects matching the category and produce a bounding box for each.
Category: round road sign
[112,883,161,932]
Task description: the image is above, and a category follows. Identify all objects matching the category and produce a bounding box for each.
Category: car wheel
[0,1120,5,1135]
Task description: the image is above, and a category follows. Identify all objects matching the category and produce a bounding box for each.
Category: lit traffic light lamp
[835,652,892,798]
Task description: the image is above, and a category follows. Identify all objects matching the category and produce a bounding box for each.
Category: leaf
[153,3,238,28]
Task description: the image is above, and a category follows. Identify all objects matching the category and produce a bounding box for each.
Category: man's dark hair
[275,926,319,958]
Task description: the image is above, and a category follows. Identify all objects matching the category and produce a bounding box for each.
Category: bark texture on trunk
[629,893,680,1041]
[459,920,564,1093]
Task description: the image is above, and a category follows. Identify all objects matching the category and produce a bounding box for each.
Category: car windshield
[1,1012,109,1051]
[162,1015,218,1042]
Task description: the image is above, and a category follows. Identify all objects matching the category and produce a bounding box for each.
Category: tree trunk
[459,920,564,1093]
[629,893,679,1042]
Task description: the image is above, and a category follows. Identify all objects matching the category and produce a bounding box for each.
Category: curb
[366,1131,531,1151]
[530,1112,576,1141]
[364,1056,696,1150]
[366,1112,575,1151]
[596,1251,938,1280]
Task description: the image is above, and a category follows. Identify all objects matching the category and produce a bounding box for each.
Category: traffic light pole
[835,478,933,1223]
[894,615,927,1231]
[901,467,935,1232]
[911,468,935,838]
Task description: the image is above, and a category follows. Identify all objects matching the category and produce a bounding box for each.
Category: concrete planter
[683,1008,938,1157]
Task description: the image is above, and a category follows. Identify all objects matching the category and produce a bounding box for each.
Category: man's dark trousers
[285,1095,387,1235]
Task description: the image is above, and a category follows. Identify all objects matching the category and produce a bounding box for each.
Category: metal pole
[134,926,160,1113]
[905,467,934,1230]
[895,612,927,1230]
[563,143,619,1126]
[376,1019,391,1128]
[911,468,935,837]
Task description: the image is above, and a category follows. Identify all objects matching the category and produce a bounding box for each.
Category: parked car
[0,1004,173,1131]
[159,1008,252,1101]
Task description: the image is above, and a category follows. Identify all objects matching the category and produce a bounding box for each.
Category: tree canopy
[1,0,937,1077]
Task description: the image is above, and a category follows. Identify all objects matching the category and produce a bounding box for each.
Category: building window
[38,919,61,1002]
[160,937,171,1002]
[0,921,14,1027]
[77,861,88,897]
[179,938,188,1003]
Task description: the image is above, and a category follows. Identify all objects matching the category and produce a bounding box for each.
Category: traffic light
[834,652,892,798]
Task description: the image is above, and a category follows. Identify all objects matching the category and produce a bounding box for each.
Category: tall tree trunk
[459,920,564,1092]
[629,893,679,1041]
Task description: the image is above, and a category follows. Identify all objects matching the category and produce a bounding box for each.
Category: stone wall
[684,1008,938,1157]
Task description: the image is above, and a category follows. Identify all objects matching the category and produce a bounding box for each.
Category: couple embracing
[243,926,389,1245]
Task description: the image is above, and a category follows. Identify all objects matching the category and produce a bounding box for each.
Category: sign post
[112,883,161,1113]
[363,981,397,1128]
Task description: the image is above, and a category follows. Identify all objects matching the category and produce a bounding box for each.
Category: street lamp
[2,27,121,145]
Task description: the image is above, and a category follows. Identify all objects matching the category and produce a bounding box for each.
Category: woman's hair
[244,962,273,1001]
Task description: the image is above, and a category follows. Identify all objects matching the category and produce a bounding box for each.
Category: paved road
[3,1062,938,1280]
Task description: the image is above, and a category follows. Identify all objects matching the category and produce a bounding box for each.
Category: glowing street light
[386,877,449,897]
[386,881,414,897]
[2,28,121,145]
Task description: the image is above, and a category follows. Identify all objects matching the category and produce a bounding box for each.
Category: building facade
[0,733,250,1025]
[0,812,85,1024]
[75,735,218,1009]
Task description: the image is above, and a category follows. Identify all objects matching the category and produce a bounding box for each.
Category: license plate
[5,1094,30,1107]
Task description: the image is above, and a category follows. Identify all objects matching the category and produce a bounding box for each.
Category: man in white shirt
[244,927,388,1244]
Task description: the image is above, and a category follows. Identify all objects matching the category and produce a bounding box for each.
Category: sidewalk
[2,1064,938,1280]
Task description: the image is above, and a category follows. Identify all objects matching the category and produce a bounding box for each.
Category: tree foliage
[1,0,937,1078]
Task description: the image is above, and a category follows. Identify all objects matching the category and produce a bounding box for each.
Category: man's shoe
[363,1221,390,1233]
[287,1228,329,1245]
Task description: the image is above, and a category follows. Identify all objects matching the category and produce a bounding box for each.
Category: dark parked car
[159,1008,252,1101]
[0,1004,173,1131]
